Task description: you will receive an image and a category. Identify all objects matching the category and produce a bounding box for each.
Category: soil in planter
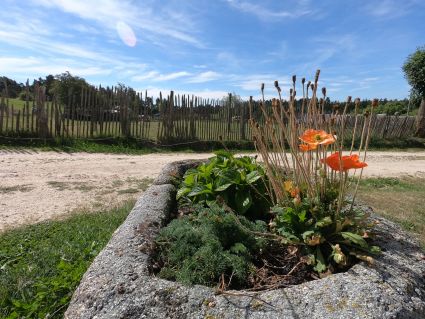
[149,205,314,291]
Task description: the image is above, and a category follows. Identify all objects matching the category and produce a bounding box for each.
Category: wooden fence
[0,84,417,143]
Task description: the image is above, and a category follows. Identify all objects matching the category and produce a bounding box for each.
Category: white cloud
[0,56,111,79]
[225,0,313,20]
[30,0,203,47]
[187,71,221,83]
[132,71,192,82]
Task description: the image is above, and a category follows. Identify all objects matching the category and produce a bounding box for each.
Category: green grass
[357,176,425,248]
[0,200,135,319]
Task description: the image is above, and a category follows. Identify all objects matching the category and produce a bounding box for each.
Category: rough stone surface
[152,160,204,186]
[66,161,425,319]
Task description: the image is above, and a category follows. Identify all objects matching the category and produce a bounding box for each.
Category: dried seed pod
[315,69,320,82]
[307,81,311,89]
[347,96,352,103]
[322,87,326,96]
[261,83,264,91]
[274,80,279,88]
[301,77,305,84]
[372,98,379,108]
[292,75,296,83]
[310,84,315,91]
[364,110,370,117]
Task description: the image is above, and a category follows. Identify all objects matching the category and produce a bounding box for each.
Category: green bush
[177,151,271,219]
[153,205,268,288]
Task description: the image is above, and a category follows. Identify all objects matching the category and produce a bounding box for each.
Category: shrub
[177,151,271,219]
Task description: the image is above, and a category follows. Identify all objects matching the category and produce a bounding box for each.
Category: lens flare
[116,21,137,47]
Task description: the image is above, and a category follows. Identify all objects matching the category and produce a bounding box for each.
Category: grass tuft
[0,200,135,318]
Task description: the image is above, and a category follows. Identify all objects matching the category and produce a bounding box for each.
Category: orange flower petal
[299,143,317,151]
[299,129,335,146]
[322,152,368,171]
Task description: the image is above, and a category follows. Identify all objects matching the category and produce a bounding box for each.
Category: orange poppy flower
[290,187,300,198]
[299,143,317,151]
[321,152,368,171]
[299,129,335,146]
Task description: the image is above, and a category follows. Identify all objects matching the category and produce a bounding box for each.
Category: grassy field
[357,176,425,248]
[0,200,135,319]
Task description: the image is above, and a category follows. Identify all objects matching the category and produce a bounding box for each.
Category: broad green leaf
[183,174,195,186]
[188,186,212,197]
[215,183,232,192]
[246,171,262,184]
[341,232,368,248]
[176,187,191,199]
[235,191,252,214]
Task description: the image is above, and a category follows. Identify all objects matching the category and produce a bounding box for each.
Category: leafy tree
[51,71,89,107]
[0,76,24,98]
[403,46,425,137]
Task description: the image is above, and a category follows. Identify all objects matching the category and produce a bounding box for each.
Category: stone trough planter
[65,161,425,319]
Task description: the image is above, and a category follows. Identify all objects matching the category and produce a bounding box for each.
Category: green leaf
[301,230,315,240]
[315,216,333,228]
[188,186,212,197]
[369,245,381,254]
[313,247,327,273]
[183,174,196,186]
[246,171,262,184]
[298,210,307,222]
[341,232,368,248]
[176,187,191,199]
[235,191,252,214]
[215,183,232,192]
[277,229,300,243]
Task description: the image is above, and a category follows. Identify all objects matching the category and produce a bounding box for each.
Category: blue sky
[0,0,423,100]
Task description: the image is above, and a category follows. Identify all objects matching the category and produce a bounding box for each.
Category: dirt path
[1,150,425,232]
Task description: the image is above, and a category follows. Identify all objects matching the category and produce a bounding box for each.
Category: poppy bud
[293,196,301,207]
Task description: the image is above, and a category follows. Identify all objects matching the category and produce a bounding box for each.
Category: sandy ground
[1,150,425,232]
